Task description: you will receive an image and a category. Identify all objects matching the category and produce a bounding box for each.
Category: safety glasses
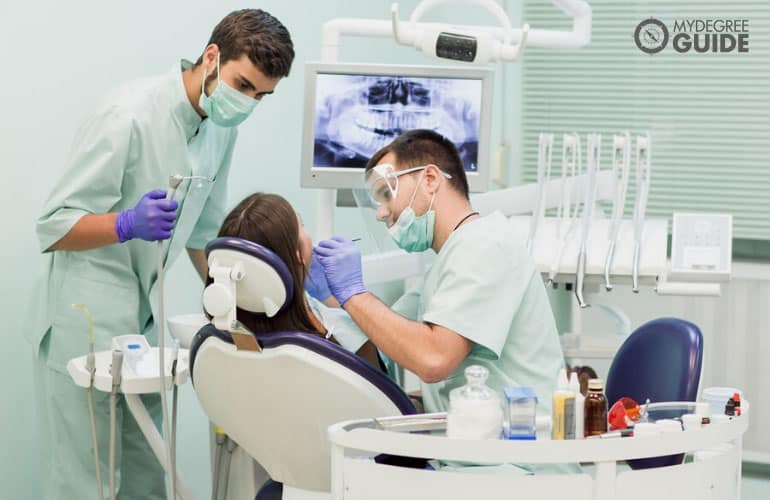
[364,163,452,207]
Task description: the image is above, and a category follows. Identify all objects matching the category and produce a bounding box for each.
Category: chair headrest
[203,237,294,320]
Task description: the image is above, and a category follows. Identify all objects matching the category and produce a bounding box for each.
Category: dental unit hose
[212,428,227,500]
[170,339,180,500]
[221,437,238,500]
[158,174,208,499]
[109,350,123,500]
[72,304,105,500]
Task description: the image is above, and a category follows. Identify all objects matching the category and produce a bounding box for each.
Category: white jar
[446,365,503,440]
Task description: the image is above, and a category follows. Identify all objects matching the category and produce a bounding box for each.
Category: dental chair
[189,237,417,500]
[605,317,704,470]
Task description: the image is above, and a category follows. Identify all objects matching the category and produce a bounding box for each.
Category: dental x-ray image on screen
[313,73,482,172]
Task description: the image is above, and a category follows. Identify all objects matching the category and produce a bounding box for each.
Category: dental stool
[189,237,416,500]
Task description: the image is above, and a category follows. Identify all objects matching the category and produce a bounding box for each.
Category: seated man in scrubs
[214,192,382,369]
[315,129,565,424]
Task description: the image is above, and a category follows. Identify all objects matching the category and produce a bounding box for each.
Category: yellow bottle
[551,368,575,440]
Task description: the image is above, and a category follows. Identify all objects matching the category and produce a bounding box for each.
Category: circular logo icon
[634,18,669,54]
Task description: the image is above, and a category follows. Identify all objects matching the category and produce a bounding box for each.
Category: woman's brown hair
[211,193,324,337]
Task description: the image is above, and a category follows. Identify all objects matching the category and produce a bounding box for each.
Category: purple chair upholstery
[189,324,417,416]
[605,317,703,469]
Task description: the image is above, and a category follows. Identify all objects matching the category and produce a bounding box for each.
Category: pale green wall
[0,0,532,497]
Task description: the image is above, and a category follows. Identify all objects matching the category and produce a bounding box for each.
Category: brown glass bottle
[583,378,608,437]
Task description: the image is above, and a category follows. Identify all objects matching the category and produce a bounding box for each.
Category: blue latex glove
[115,189,179,242]
[315,236,367,306]
[305,249,332,301]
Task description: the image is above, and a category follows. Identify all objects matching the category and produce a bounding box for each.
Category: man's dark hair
[365,129,470,199]
[196,9,294,78]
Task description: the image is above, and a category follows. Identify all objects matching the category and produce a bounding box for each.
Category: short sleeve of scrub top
[36,106,135,252]
[420,232,529,360]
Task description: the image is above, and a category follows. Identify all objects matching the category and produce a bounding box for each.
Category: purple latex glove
[115,189,179,242]
[305,249,332,301]
[315,236,367,306]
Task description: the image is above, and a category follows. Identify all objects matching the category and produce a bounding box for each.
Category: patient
[213,192,383,368]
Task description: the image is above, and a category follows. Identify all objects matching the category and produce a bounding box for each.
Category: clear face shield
[354,163,452,252]
[351,186,398,253]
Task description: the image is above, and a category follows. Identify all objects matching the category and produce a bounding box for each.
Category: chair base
[256,481,330,500]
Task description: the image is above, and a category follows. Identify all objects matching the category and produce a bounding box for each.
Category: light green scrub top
[392,211,564,419]
[29,61,237,373]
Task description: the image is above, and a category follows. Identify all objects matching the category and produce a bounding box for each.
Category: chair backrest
[605,317,703,470]
[189,324,416,493]
[606,317,703,406]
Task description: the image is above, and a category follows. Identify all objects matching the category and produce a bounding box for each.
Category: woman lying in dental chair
[210,192,385,370]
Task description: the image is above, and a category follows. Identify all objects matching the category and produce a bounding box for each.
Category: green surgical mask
[198,53,258,127]
[388,174,436,252]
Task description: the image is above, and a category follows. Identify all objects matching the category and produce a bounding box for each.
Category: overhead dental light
[390,0,592,64]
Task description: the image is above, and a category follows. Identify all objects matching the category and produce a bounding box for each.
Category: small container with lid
[504,387,537,440]
[446,365,503,440]
[583,378,608,437]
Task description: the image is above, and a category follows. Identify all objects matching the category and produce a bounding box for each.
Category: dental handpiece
[604,133,631,291]
[548,134,580,286]
[527,133,553,254]
[167,174,210,200]
[575,134,600,309]
[631,135,651,293]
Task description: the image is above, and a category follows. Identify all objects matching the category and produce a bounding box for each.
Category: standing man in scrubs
[315,129,564,419]
[29,9,294,499]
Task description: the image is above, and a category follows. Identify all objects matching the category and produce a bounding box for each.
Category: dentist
[315,129,565,419]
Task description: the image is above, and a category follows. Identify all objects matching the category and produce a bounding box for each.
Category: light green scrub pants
[34,335,166,499]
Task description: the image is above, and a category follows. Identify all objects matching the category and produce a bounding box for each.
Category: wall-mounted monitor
[301,62,493,192]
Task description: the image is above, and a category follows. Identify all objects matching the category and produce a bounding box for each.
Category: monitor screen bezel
[301,61,493,192]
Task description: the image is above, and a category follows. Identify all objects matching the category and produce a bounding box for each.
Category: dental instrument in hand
[604,132,631,291]
[631,134,651,293]
[72,304,105,500]
[548,134,580,286]
[575,134,600,308]
[527,133,553,254]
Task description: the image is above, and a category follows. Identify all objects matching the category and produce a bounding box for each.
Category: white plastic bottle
[446,365,503,440]
[569,372,585,439]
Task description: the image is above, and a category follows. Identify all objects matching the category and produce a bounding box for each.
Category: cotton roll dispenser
[446,365,503,440]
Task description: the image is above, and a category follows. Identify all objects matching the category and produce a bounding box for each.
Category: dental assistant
[315,129,565,418]
[27,10,294,499]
